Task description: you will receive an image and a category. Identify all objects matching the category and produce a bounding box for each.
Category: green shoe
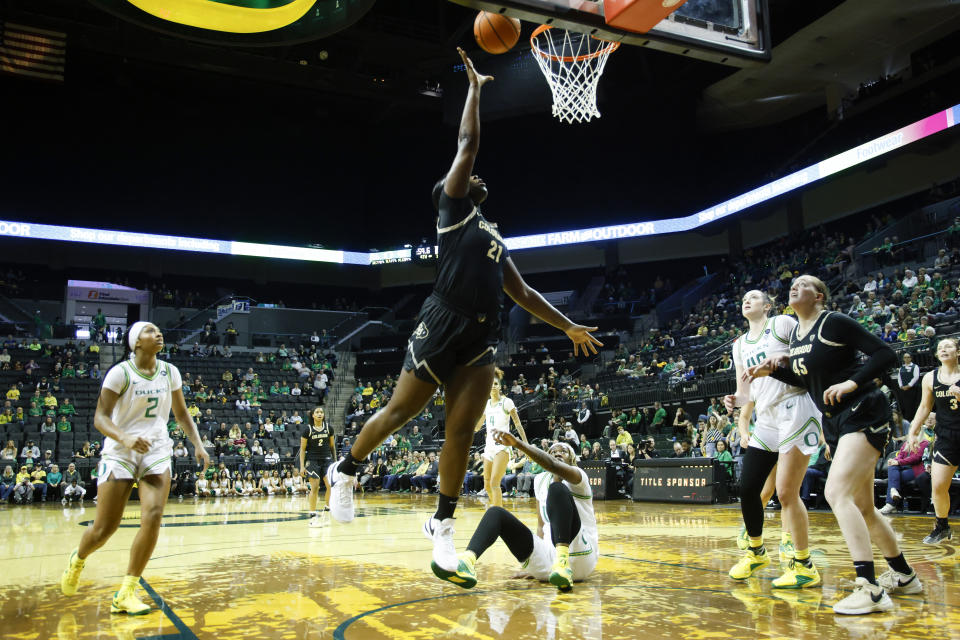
[736,526,749,551]
[432,552,477,589]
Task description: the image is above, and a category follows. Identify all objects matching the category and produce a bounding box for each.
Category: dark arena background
[1,0,959,638]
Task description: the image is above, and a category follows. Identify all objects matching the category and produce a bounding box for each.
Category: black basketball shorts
[932,431,960,468]
[403,294,498,386]
[303,456,332,479]
[823,389,890,454]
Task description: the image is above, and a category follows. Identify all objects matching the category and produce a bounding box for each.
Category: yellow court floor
[0,493,958,640]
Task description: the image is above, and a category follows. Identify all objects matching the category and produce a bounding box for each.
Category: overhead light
[419,82,443,98]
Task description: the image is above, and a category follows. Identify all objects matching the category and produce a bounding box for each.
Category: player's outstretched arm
[502,257,602,357]
[495,431,581,484]
[444,48,493,200]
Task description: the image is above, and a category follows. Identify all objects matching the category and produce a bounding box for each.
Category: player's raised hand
[565,324,603,357]
[458,47,494,87]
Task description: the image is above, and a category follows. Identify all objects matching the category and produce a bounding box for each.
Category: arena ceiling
[2,1,959,251]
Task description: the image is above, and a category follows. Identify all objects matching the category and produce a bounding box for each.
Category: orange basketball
[473,11,521,55]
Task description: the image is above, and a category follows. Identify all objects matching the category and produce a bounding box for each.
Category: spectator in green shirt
[28,401,42,418]
[651,401,666,429]
[279,381,291,395]
[269,382,281,396]
[715,439,734,477]
[59,398,75,416]
[408,425,424,448]
[62,363,76,378]
[56,416,72,432]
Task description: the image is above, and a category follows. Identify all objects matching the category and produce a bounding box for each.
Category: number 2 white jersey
[484,396,516,449]
[101,359,182,455]
[733,315,803,412]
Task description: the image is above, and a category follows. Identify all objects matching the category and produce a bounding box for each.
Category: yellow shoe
[60,549,85,596]
[549,555,574,592]
[432,551,478,589]
[111,589,152,615]
[729,549,770,580]
[772,559,821,589]
[778,532,795,570]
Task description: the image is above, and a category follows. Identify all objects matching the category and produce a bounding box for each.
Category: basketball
[473,11,521,55]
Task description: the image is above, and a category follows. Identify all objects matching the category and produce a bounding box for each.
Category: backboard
[449,0,770,66]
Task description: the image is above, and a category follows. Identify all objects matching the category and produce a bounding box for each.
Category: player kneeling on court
[60,322,210,615]
[433,432,597,592]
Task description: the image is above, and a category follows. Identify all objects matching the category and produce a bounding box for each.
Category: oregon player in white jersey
[476,368,527,508]
[724,290,823,589]
[61,322,209,615]
[433,434,597,592]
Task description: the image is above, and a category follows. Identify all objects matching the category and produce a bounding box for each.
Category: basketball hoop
[530,25,620,124]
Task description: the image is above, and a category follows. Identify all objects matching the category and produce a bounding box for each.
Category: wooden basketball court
[1,494,957,639]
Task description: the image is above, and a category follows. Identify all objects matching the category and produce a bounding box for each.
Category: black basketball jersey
[433,192,509,320]
[301,422,333,458]
[777,311,895,418]
[932,369,960,433]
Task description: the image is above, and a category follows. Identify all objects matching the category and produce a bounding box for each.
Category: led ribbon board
[1,103,956,264]
[89,0,377,46]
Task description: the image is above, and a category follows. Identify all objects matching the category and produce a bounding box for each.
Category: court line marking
[602,552,958,608]
[332,578,960,639]
[139,577,199,640]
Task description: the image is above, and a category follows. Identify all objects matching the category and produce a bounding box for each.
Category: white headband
[128,321,150,352]
[550,441,579,463]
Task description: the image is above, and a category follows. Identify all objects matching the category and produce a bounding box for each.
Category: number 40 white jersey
[101,359,182,454]
[733,315,802,412]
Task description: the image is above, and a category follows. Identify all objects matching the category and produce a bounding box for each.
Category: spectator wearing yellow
[615,425,633,447]
[43,391,57,408]
[6,384,19,401]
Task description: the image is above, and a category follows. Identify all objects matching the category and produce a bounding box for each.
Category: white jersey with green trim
[484,396,516,450]
[101,359,182,455]
[534,467,598,547]
[733,315,804,415]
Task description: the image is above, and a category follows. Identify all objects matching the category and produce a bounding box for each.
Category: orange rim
[530,24,620,63]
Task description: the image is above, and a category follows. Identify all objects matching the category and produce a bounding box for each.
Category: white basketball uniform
[733,315,822,454]
[483,396,516,461]
[98,359,181,485]
[524,468,599,582]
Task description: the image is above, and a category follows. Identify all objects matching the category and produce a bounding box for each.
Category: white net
[530,26,619,124]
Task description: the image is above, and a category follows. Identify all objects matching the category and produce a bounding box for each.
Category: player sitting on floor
[433,432,597,592]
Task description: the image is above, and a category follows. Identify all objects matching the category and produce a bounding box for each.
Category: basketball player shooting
[325,47,603,581]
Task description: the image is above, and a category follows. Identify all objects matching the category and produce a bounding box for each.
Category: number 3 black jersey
[932,370,960,434]
[433,192,510,321]
[773,311,897,418]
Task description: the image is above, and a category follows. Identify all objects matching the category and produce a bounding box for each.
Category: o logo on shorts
[413,323,429,340]
[804,432,819,447]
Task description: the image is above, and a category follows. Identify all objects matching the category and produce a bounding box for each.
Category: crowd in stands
[3,192,960,514]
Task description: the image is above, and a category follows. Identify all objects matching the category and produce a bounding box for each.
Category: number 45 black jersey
[433,192,509,322]
[776,311,896,419]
